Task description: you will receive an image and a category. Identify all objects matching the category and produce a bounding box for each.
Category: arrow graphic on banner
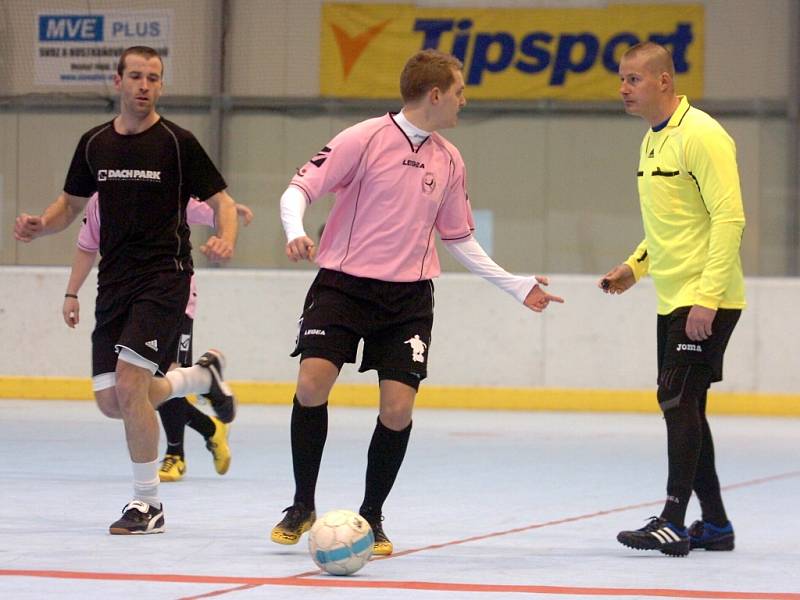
[330,19,391,79]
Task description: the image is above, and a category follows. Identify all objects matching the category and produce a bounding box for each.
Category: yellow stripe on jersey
[624,96,746,315]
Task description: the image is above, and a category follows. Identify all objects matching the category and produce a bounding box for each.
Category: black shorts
[657,307,741,383]
[92,270,191,377]
[291,269,434,384]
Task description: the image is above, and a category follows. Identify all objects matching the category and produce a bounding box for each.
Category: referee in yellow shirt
[600,42,745,557]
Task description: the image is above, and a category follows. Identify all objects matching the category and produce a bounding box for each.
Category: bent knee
[94,388,121,419]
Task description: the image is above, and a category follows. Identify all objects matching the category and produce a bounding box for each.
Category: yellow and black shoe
[205,416,231,475]
[195,350,235,423]
[158,454,186,482]
[361,510,393,555]
[270,503,316,545]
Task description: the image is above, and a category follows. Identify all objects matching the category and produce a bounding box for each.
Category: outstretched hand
[598,264,636,295]
[523,276,564,313]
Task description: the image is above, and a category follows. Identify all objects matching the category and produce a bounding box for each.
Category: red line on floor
[1,569,798,599]
[2,470,798,599]
[297,470,800,566]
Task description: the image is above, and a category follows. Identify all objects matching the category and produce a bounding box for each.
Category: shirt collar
[394,110,430,145]
[663,95,691,129]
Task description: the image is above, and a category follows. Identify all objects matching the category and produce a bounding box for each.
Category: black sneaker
[360,509,393,555]
[196,349,236,423]
[270,503,316,545]
[617,516,689,557]
[109,500,165,535]
[688,520,735,551]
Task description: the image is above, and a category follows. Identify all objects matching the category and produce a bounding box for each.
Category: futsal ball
[308,509,374,575]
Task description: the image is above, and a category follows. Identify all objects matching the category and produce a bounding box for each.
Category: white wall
[1,266,797,393]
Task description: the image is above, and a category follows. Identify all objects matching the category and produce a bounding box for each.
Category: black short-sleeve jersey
[64,117,226,286]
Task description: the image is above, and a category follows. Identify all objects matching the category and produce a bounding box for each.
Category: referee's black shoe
[688,519,735,551]
[196,349,236,423]
[617,516,690,557]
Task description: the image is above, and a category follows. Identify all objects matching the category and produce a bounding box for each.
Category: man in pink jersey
[62,194,253,482]
[271,49,563,555]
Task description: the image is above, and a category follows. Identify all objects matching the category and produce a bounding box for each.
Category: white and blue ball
[308,509,374,575]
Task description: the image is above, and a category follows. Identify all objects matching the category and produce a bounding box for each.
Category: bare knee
[379,403,413,430]
[115,361,154,411]
[94,388,122,419]
[378,380,416,430]
[296,358,339,406]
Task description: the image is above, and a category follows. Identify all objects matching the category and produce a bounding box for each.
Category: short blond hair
[400,50,463,103]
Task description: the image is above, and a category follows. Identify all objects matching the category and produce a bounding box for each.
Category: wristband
[65,293,78,299]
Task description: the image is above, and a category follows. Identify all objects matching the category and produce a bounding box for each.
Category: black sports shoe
[617,516,689,557]
[270,503,316,545]
[196,349,236,423]
[109,500,165,535]
[688,520,735,551]
[360,509,393,555]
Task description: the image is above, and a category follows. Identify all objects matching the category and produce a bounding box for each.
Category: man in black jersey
[14,46,239,535]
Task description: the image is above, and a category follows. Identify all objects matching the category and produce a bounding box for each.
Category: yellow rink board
[1,376,798,416]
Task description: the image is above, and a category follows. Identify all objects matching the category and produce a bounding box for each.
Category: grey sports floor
[1,399,798,599]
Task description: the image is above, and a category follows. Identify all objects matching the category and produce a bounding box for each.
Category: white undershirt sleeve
[280,185,309,242]
[445,236,538,304]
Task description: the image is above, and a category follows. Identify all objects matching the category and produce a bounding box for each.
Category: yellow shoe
[362,511,393,555]
[158,454,186,482]
[205,417,231,475]
[270,504,316,545]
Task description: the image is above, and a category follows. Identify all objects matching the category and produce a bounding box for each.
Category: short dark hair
[117,46,163,77]
[400,50,463,103]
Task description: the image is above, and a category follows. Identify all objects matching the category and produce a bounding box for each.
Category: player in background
[14,46,239,535]
[62,194,253,482]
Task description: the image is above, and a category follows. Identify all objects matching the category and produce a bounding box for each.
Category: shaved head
[622,42,675,78]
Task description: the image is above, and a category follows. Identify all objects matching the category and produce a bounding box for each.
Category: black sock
[185,402,216,439]
[693,390,729,526]
[661,395,702,528]
[360,417,412,517]
[291,396,328,510]
[158,397,187,458]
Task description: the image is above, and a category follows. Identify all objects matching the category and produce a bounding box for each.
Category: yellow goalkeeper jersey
[624,96,746,315]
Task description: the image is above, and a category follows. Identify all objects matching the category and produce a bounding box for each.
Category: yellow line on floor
[1,376,798,416]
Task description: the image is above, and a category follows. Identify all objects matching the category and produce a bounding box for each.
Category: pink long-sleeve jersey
[290,113,475,282]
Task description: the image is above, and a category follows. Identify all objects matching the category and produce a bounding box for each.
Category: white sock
[165,365,211,398]
[132,459,160,508]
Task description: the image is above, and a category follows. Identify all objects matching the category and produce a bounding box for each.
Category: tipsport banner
[320,3,704,100]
